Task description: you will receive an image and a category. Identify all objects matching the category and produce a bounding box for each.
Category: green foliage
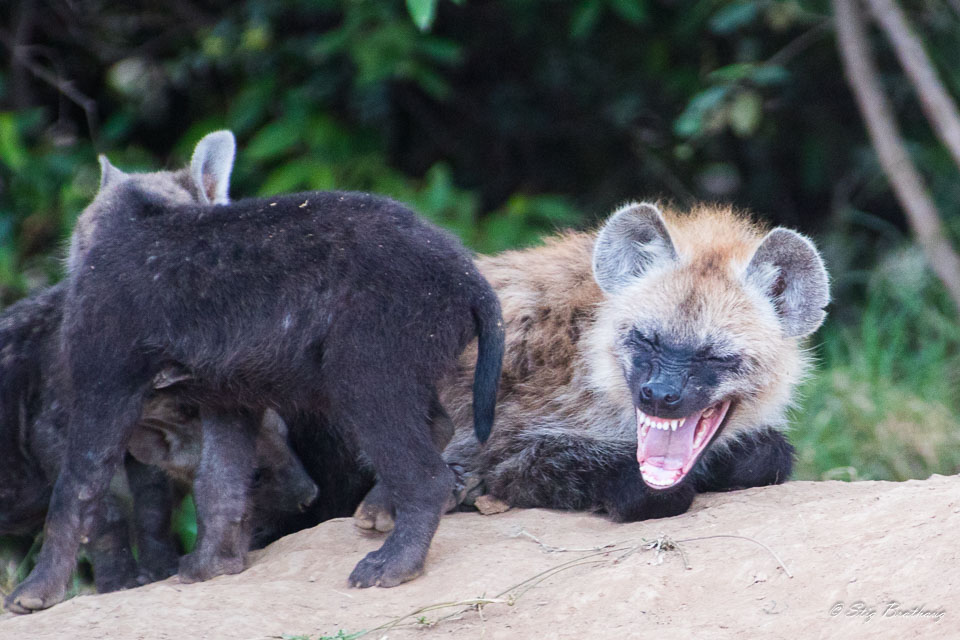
[794,245,960,481]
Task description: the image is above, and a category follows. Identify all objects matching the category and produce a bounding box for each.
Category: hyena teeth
[694,424,705,448]
[702,406,715,419]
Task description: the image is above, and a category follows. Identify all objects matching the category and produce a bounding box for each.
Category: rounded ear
[592,202,678,294]
[152,365,193,389]
[98,154,127,191]
[744,228,830,338]
[261,408,289,438]
[190,130,236,205]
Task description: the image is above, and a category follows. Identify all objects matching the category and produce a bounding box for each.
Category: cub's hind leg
[326,365,453,587]
[178,409,258,583]
[354,391,459,534]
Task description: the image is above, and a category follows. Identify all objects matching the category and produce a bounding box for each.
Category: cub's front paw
[348,546,424,588]
[4,573,67,614]
[178,550,245,584]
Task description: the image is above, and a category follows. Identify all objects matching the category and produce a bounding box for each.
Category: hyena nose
[640,383,682,409]
[299,483,319,511]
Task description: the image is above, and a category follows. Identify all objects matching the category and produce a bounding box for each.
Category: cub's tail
[471,290,504,443]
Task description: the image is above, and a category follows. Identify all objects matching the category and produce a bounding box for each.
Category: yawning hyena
[440,202,828,520]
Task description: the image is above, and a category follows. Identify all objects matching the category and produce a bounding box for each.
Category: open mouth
[636,399,732,490]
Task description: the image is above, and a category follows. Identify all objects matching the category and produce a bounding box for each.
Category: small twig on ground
[672,534,794,578]
[512,528,619,553]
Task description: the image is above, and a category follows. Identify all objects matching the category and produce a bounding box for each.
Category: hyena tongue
[636,411,701,489]
[636,401,732,489]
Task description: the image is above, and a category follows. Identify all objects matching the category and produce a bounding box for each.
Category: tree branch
[865,0,960,172]
[833,0,960,313]
[0,27,100,145]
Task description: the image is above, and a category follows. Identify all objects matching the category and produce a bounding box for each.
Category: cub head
[590,202,829,490]
[67,130,236,273]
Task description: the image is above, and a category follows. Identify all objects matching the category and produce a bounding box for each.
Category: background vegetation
[1,0,960,595]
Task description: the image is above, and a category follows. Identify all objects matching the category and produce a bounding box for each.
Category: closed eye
[631,330,659,349]
[704,353,741,368]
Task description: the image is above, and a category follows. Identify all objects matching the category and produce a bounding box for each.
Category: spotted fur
[442,202,828,520]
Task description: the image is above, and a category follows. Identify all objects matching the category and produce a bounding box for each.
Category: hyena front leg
[178,409,258,584]
[480,431,695,522]
[694,427,795,493]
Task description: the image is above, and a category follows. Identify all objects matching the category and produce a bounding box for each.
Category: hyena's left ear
[190,130,236,205]
[592,202,678,294]
[745,228,830,337]
[98,155,127,191]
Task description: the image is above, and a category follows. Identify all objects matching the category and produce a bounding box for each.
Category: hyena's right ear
[98,155,127,191]
[592,202,678,294]
[189,130,236,205]
[745,228,830,338]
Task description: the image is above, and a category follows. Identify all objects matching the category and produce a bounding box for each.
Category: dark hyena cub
[0,281,318,591]
[5,138,504,613]
[440,202,828,520]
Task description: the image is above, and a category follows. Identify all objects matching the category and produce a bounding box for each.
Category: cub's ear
[745,228,830,338]
[592,202,678,294]
[260,408,289,438]
[152,365,193,389]
[190,130,236,205]
[98,155,127,191]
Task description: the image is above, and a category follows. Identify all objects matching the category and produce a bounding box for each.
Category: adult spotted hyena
[441,202,828,520]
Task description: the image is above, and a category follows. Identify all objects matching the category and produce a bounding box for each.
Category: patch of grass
[793,247,960,481]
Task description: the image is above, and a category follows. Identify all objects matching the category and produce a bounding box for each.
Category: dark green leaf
[570,0,603,40]
[246,115,306,161]
[728,89,762,137]
[0,113,26,171]
[707,63,755,83]
[750,65,791,86]
[406,0,438,32]
[608,0,647,25]
[709,1,759,34]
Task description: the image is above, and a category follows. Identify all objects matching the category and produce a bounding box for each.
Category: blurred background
[1,0,959,595]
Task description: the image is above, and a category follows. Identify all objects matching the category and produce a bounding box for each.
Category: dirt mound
[2,476,957,640]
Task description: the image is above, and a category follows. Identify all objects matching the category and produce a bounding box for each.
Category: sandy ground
[1,476,957,640]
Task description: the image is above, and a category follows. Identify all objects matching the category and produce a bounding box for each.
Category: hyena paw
[449,465,485,508]
[604,462,696,522]
[355,466,477,533]
[178,550,245,584]
[353,483,395,533]
[347,546,424,588]
[93,565,141,593]
[137,545,180,585]
[4,574,67,614]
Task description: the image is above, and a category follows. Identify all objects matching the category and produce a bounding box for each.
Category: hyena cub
[0,281,318,591]
[5,136,504,613]
[441,202,828,520]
